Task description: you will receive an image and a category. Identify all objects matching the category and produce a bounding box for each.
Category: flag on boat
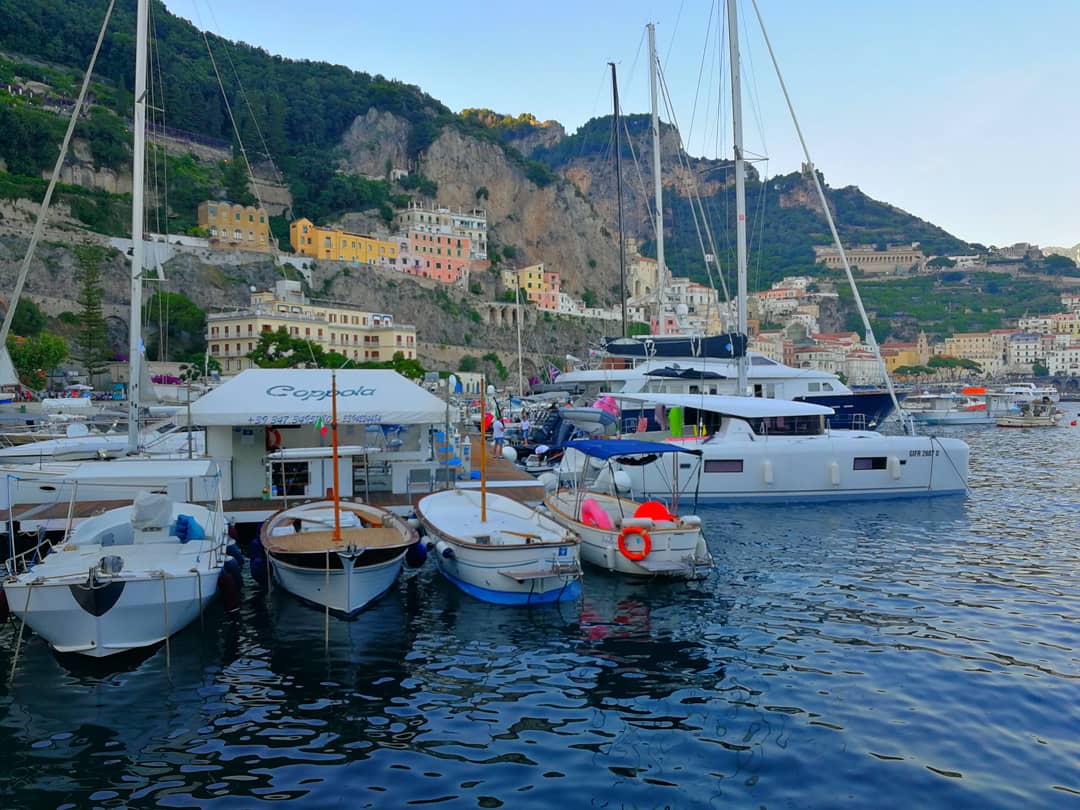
[547,363,560,382]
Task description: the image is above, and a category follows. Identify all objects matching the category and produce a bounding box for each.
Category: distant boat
[543,438,712,579]
[416,488,582,605]
[998,382,1060,403]
[260,499,419,615]
[903,387,1015,426]
[995,398,1062,428]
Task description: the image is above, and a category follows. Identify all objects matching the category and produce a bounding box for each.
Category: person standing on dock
[492,416,505,454]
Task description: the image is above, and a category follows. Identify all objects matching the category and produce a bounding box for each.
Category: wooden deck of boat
[1,437,545,531]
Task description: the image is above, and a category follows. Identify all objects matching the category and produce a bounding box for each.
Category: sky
[162,0,1080,249]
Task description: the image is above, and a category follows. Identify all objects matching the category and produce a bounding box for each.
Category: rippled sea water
[2,412,1079,808]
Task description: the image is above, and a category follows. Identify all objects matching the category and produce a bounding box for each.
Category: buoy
[249,554,269,588]
[223,556,243,590]
[434,539,455,559]
[217,569,241,613]
[247,538,267,586]
[405,542,428,569]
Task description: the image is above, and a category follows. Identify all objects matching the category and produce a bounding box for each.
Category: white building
[1047,343,1080,376]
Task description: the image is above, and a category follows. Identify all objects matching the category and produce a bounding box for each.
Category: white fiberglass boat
[995,398,1062,428]
[3,461,228,658]
[543,438,712,578]
[595,394,968,503]
[260,499,419,615]
[416,488,581,605]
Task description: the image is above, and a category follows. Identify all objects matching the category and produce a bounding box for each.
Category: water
[2,413,1080,808]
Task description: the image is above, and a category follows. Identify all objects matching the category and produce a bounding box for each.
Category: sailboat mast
[515,273,523,397]
[727,0,749,395]
[648,23,666,336]
[127,0,149,453]
[331,368,342,542]
[610,62,627,338]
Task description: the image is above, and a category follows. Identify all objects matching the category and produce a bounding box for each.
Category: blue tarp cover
[563,439,702,459]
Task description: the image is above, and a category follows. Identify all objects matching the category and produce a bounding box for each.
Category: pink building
[400,229,473,284]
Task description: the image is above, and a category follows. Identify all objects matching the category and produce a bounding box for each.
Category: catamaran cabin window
[744,415,825,436]
[853,457,888,471]
[704,459,743,473]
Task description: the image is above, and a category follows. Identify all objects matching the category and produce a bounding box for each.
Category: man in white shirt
[492,417,505,453]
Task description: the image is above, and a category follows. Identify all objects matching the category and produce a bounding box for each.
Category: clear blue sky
[163,0,1079,249]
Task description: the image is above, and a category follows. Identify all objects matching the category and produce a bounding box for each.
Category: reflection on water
[2,416,1080,807]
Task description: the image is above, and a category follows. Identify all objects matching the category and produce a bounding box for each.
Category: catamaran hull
[615,433,969,504]
[268,551,406,615]
[4,569,220,658]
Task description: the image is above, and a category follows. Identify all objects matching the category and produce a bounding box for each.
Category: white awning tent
[188,369,448,427]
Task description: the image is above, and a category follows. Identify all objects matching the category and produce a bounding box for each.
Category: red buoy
[217,570,241,613]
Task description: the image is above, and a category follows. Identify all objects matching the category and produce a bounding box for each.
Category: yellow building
[289,217,398,266]
[198,201,271,252]
[206,280,418,374]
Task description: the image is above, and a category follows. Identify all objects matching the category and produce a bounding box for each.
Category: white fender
[887,456,902,480]
[763,459,774,485]
[434,539,455,559]
[828,460,841,486]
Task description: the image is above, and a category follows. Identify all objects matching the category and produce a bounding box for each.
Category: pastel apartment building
[396,202,488,261]
[198,201,272,252]
[502,264,560,310]
[206,280,417,374]
[399,229,473,284]
[289,218,398,266]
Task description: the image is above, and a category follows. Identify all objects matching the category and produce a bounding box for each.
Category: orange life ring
[266,427,282,451]
[618,525,651,562]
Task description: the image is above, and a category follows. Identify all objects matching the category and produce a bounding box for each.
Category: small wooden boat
[261,500,418,615]
[416,488,581,605]
[544,439,712,579]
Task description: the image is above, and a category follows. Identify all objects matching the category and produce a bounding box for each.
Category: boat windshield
[742,414,825,437]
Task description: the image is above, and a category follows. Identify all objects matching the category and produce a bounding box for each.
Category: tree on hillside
[144,291,207,361]
[928,356,982,378]
[221,156,257,207]
[7,333,67,389]
[248,326,325,368]
[179,353,222,382]
[1042,253,1079,276]
[927,256,957,268]
[73,245,110,382]
[9,299,47,338]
